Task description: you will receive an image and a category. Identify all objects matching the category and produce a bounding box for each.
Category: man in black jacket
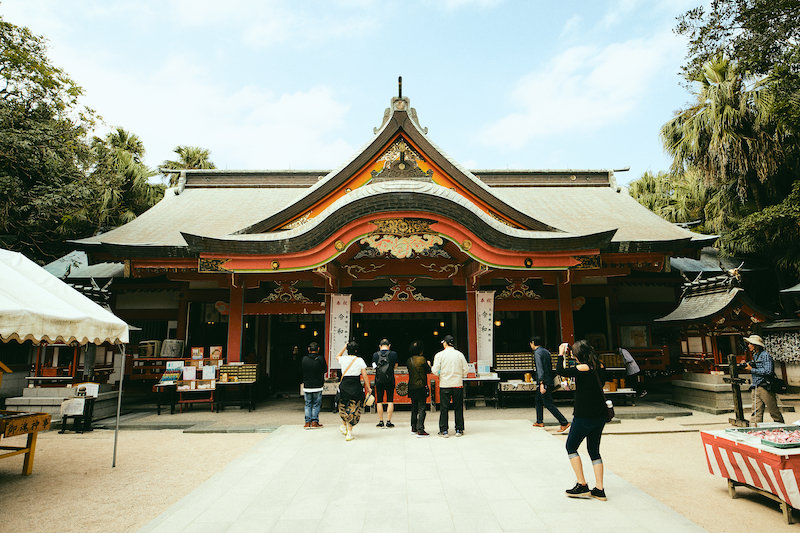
[531,336,570,433]
[302,342,328,429]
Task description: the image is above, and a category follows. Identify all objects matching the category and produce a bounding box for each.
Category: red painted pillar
[557,273,575,344]
[466,289,478,363]
[227,282,244,362]
[324,293,333,377]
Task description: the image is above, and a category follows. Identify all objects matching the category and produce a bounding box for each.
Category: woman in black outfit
[407,340,432,436]
[557,340,608,501]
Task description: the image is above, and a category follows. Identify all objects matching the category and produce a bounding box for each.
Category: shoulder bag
[593,365,614,423]
[334,356,358,410]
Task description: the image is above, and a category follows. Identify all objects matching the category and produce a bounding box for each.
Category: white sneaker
[339,424,346,435]
[345,431,354,441]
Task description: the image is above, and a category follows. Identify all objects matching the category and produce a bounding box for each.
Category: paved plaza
[139,419,704,533]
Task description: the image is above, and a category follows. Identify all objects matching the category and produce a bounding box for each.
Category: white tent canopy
[0,249,128,345]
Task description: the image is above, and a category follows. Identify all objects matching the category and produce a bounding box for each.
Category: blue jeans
[304,391,323,423]
[535,385,568,425]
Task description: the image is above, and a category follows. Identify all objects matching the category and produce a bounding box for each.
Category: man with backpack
[372,338,398,428]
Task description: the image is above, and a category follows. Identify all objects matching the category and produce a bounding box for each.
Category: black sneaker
[376,421,384,428]
[591,488,607,501]
[565,483,590,498]
[417,430,429,437]
[386,421,395,428]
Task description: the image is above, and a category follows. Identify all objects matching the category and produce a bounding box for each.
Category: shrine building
[74,91,713,391]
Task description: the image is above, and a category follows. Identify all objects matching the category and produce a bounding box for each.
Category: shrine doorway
[352,312,467,364]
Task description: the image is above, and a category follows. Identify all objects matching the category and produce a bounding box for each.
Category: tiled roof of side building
[74,186,308,248]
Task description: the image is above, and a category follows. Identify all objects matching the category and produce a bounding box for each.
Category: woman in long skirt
[336,341,371,441]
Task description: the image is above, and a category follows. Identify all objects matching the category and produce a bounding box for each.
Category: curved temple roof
[74,94,714,260]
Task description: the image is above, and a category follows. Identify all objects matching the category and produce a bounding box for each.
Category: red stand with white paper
[701,429,800,524]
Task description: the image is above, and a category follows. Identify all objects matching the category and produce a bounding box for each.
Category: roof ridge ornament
[374,76,428,134]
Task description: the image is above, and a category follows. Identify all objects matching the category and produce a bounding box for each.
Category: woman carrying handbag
[557,340,609,501]
[336,341,372,441]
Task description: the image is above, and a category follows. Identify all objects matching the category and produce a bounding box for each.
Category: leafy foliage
[162,145,216,185]
[676,0,800,80]
[0,15,162,264]
[632,1,800,279]
[723,181,800,275]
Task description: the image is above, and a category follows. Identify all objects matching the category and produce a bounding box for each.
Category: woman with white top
[336,341,372,441]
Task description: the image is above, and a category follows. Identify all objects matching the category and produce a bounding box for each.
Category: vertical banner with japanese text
[328,294,352,369]
[476,290,495,368]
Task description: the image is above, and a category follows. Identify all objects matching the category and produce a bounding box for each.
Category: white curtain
[328,294,352,369]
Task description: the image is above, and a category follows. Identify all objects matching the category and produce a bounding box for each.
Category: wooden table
[216,380,256,411]
[0,410,52,475]
[463,376,501,409]
[153,382,177,415]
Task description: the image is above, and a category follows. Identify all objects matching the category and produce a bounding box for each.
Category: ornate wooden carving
[420,262,461,278]
[360,234,444,259]
[343,263,385,279]
[371,139,432,181]
[373,278,433,303]
[259,281,311,303]
[496,279,541,300]
[198,258,231,273]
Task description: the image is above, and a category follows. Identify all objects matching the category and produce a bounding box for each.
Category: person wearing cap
[743,334,784,425]
[431,334,469,437]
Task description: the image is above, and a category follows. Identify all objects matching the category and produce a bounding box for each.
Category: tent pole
[112,343,126,468]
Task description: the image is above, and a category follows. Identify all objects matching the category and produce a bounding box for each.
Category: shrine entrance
[352,312,468,363]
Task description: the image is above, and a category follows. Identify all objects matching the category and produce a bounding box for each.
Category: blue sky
[3,0,701,184]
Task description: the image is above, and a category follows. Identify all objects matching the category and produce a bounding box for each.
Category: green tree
[724,181,800,275]
[627,170,714,232]
[80,129,163,232]
[677,0,800,81]
[0,16,161,263]
[0,18,82,113]
[161,145,216,185]
[660,57,789,209]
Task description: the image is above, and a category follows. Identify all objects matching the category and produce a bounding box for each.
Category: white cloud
[479,31,683,149]
[560,15,581,38]
[167,0,377,48]
[599,0,640,29]
[442,0,502,10]
[71,53,353,170]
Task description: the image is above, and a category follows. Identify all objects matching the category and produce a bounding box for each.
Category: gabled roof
[655,275,774,323]
[182,180,617,255]
[238,96,555,234]
[73,93,714,259]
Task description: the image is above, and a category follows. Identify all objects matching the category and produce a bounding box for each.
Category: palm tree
[628,170,711,230]
[161,145,216,185]
[661,57,784,209]
[106,127,145,162]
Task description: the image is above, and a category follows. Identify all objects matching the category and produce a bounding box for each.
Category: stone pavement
[139,419,704,533]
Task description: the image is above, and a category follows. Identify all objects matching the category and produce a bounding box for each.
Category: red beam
[494,299,558,312]
[243,302,326,315]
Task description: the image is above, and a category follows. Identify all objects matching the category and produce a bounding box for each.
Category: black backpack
[376,351,393,384]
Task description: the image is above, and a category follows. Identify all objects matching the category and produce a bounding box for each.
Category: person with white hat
[743,334,784,425]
